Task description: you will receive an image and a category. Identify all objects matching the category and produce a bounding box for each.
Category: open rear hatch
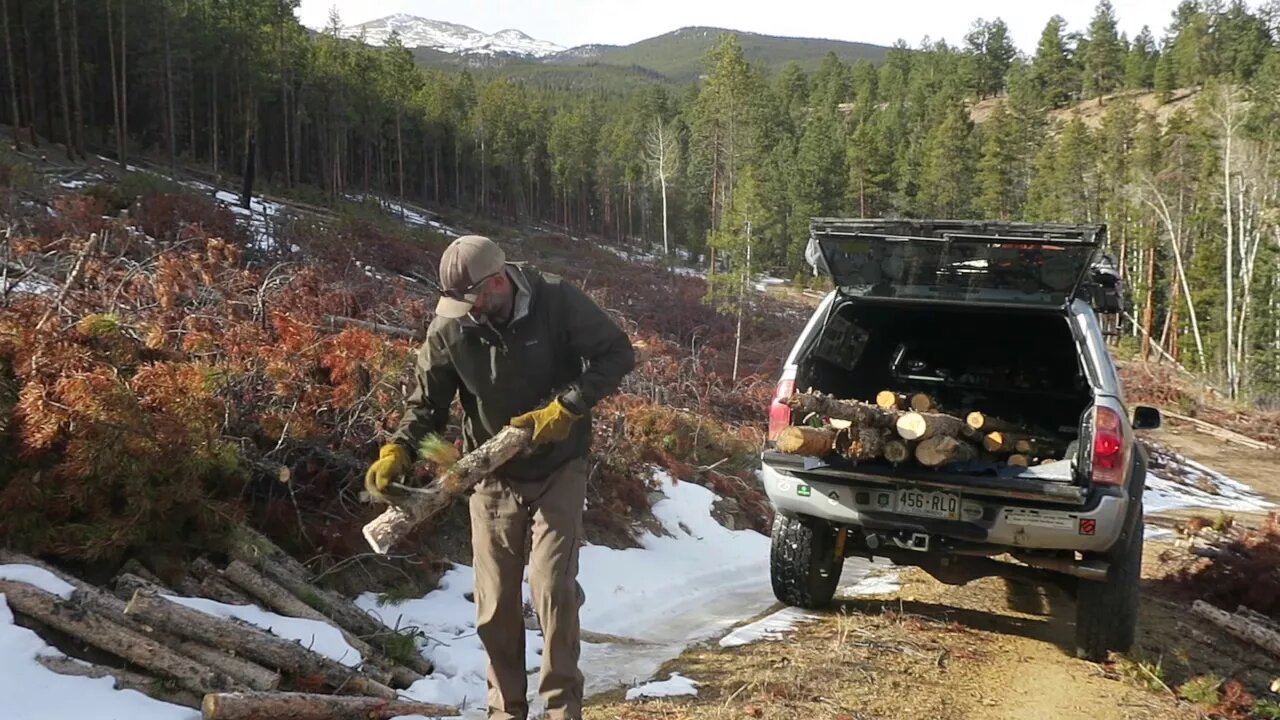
[807,219,1104,309]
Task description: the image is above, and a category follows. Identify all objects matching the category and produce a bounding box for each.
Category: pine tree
[918,101,975,217]
[847,119,891,217]
[1082,1,1125,102]
[1031,16,1079,108]
[1155,47,1178,103]
[1124,26,1158,90]
[1169,0,1211,86]
[975,101,1018,220]
[965,18,1016,99]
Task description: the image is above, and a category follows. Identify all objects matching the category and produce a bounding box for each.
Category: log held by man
[363,425,533,555]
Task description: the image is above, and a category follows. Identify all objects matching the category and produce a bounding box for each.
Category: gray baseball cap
[435,235,506,319]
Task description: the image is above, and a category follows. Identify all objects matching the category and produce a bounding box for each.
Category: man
[365,235,635,720]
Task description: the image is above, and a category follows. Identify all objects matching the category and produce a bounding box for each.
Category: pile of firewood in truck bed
[777,390,1074,471]
[0,526,456,720]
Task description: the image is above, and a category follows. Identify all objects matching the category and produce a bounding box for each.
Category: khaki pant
[470,457,587,720]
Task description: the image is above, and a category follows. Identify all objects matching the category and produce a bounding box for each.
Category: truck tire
[1074,506,1143,661]
[770,514,843,609]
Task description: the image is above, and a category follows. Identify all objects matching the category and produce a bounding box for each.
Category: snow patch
[340,14,564,57]
[355,469,875,717]
[165,596,362,667]
[0,598,198,720]
[625,672,699,701]
[1,274,58,297]
[1144,464,1272,515]
[0,565,76,599]
[839,571,902,597]
[718,607,819,648]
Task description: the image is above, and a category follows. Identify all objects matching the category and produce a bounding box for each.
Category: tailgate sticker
[1003,508,1077,530]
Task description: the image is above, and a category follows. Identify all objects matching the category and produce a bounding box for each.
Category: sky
[296,0,1190,53]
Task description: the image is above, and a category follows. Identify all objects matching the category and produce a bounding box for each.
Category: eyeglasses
[440,270,499,300]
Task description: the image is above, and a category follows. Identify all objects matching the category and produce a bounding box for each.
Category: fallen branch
[36,231,98,331]
[363,425,532,555]
[1191,600,1280,657]
[201,692,456,720]
[323,315,418,340]
[1160,410,1275,451]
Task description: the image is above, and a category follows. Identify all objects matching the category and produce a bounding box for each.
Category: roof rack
[809,218,1105,246]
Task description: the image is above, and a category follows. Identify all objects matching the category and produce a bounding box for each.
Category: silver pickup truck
[763,219,1160,661]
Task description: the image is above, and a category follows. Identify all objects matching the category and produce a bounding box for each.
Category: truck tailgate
[762,451,1086,505]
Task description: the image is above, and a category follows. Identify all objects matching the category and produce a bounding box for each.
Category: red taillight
[767,377,796,441]
[1091,406,1127,485]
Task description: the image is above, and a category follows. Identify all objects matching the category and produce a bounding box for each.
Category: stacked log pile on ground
[0,530,450,714]
[778,390,1068,470]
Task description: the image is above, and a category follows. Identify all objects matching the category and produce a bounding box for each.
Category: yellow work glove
[364,443,411,501]
[510,398,581,446]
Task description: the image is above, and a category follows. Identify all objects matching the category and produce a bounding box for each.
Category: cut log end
[896,413,929,441]
[909,393,935,412]
[875,390,904,411]
[883,439,910,464]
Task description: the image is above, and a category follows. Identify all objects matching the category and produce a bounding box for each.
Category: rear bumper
[761,461,1127,554]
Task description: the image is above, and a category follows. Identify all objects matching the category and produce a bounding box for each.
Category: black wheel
[770,514,843,609]
[1075,506,1143,661]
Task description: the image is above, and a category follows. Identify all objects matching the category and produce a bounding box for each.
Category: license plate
[895,488,961,520]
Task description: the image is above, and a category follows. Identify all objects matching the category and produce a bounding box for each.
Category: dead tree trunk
[0,580,242,696]
[124,590,395,699]
[1,551,279,691]
[201,692,456,720]
[363,425,532,555]
[51,0,73,159]
[1,0,21,149]
[785,392,899,429]
[67,0,82,156]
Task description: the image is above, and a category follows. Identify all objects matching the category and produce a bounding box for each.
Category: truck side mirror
[1132,405,1161,430]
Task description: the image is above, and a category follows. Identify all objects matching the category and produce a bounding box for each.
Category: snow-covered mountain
[341,14,564,58]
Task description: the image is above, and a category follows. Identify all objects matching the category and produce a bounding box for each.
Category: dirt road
[586,431,1279,720]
